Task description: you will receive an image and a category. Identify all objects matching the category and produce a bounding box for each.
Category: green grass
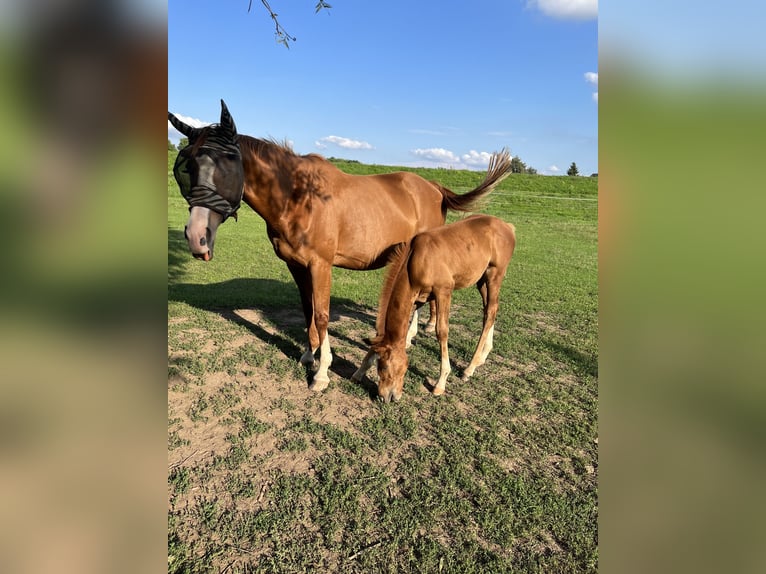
[168,152,597,572]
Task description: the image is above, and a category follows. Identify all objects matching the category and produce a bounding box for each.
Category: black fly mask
[169,100,245,222]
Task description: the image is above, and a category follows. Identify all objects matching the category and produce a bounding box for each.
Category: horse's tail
[437,147,512,213]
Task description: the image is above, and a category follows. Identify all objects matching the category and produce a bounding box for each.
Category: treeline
[169,140,596,177]
[510,155,536,174]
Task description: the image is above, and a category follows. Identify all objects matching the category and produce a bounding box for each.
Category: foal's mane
[374,241,412,338]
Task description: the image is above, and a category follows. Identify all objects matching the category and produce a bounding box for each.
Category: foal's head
[374,344,408,403]
[168,100,244,261]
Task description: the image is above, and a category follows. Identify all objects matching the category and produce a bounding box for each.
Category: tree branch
[247,1,331,48]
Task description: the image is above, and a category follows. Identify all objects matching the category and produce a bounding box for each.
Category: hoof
[299,350,316,366]
[432,385,446,396]
[424,323,436,334]
[309,376,330,392]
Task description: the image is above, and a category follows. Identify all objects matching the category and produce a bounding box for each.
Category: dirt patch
[168,305,384,477]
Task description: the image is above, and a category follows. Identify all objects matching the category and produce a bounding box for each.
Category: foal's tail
[437,147,512,213]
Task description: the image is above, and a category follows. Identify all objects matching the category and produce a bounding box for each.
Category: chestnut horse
[352,215,516,402]
[168,100,512,390]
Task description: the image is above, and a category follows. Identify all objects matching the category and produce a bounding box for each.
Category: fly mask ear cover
[173,137,245,222]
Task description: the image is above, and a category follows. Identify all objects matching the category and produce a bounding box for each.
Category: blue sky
[168,1,598,175]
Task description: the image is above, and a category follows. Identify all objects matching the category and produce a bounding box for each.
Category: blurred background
[0,1,166,572]
[0,0,765,572]
[599,1,766,573]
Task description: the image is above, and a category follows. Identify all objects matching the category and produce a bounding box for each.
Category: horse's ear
[220,99,237,136]
[168,112,201,139]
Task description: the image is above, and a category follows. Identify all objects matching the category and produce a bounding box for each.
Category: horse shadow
[540,338,598,379]
[168,229,380,398]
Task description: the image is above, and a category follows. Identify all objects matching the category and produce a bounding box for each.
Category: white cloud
[316,135,373,150]
[168,114,210,142]
[411,148,497,170]
[548,165,561,173]
[461,150,494,167]
[529,0,597,20]
[412,148,460,164]
[584,71,598,104]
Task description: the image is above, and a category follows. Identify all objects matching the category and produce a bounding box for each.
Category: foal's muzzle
[377,388,401,404]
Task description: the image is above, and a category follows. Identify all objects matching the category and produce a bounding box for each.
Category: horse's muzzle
[193,251,212,262]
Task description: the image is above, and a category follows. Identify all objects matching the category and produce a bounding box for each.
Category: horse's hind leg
[463,270,502,380]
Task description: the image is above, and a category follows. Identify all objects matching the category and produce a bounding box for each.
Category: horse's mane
[237,134,300,159]
[373,241,412,340]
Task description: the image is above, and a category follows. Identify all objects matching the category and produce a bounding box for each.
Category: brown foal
[352,215,516,402]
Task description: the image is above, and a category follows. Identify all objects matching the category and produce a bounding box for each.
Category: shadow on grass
[541,337,598,378]
[168,227,188,286]
[169,229,380,398]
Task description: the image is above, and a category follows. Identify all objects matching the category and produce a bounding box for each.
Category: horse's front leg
[308,260,333,391]
[287,263,319,367]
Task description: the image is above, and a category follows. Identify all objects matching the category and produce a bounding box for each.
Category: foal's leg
[463,270,503,380]
[405,307,418,349]
[308,260,333,391]
[351,348,377,382]
[425,300,437,333]
[287,263,319,367]
[432,290,452,396]
[406,301,427,348]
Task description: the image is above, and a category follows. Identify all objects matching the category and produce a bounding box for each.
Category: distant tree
[510,155,527,174]
[178,137,189,149]
[567,162,579,176]
[590,173,598,178]
[527,167,538,175]
[168,139,176,151]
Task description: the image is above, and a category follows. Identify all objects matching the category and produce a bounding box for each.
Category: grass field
[168,152,598,573]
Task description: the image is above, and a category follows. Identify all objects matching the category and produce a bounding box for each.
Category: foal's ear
[220,99,237,136]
